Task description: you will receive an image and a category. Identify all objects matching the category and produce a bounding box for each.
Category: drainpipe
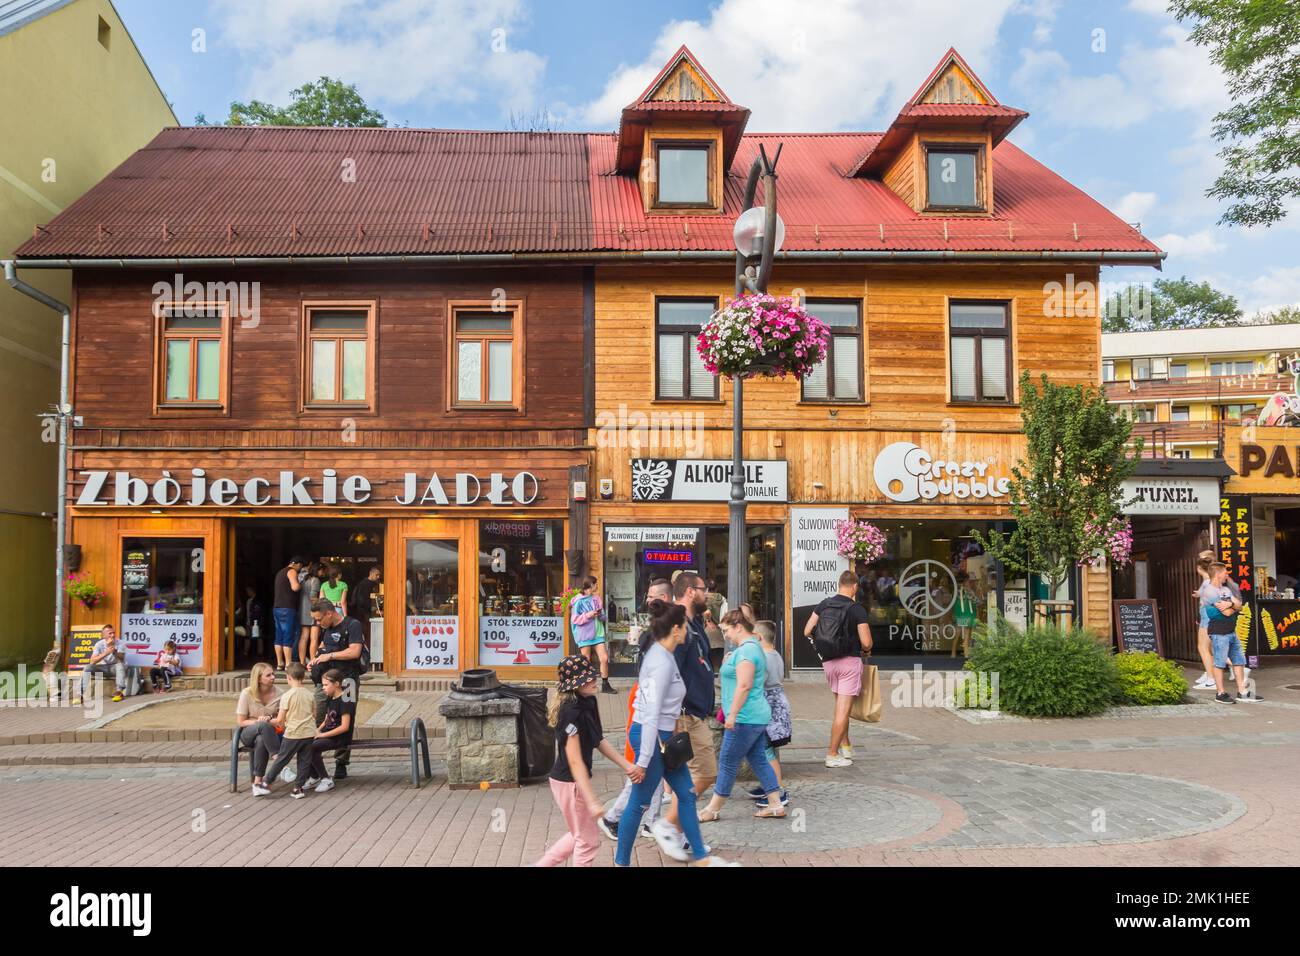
[3,260,71,657]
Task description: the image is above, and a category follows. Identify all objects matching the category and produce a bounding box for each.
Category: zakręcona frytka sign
[75,469,541,508]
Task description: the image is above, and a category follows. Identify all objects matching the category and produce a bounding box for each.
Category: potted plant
[696,293,830,380]
[65,571,105,610]
[1079,516,1133,569]
[835,518,887,564]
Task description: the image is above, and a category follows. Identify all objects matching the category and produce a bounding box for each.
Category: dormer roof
[614,45,750,173]
[850,47,1026,177]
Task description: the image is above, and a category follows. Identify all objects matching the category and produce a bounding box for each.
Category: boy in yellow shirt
[254,663,316,799]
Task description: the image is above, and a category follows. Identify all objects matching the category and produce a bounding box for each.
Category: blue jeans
[714,721,780,798]
[273,607,297,648]
[1211,631,1246,668]
[615,723,708,866]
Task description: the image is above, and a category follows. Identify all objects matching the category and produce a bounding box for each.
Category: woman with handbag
[697,611,784,822]
[614,600,738,868]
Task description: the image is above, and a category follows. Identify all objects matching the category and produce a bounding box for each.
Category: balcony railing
[1126,420,1236,446]
[1104,372,1293,403]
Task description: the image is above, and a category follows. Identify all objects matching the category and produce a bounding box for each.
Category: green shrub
[963,617,1120,718]
[1115,651,1188,705]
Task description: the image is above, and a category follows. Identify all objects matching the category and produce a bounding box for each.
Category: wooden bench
[229,718,432,792]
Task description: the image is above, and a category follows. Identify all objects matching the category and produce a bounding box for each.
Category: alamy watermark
[152,272,261,327]
[595,403,705,457]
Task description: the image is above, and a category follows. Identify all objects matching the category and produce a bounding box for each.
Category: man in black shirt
[308,598,365,778]
[804,569,872,768]
[351,566,381,651]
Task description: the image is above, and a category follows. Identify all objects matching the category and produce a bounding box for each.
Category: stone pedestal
[438,695,521,790]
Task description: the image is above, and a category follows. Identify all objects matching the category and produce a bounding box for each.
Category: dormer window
[654,140,714,208]
[925,144,983,211]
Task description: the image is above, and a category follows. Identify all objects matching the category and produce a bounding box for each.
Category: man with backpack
[308,598,369,780]
[804,570,872,768]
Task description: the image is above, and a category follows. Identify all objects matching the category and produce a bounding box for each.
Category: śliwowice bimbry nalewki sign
[76,470,540,507]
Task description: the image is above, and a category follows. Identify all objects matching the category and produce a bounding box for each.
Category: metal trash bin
[498,684,555,784]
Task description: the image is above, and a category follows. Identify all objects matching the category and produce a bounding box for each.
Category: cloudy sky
[117,0,1299,315]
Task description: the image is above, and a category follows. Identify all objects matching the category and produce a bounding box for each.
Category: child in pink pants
[536,655,638,867]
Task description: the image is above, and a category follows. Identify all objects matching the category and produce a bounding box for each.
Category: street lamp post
[726,144,784,612]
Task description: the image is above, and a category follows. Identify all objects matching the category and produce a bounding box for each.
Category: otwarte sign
[630,458,788,502]
[1120,476,1219,516]
[872,442,1011,503]
[76,469,540,507]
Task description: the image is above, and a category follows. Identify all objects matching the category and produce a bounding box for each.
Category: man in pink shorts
[804,570,872,767]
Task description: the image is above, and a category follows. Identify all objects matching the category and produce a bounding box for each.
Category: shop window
[656,297,718,400]
[924,144,983,211]
[450,303,522,408]
[120,537,205,669]
[802,300,863,402]
[949,301,1010,402]
[156,304,228,408]
[477,520,565,667]
[404,539,459,670]
[302,303,375,408]
[653,141,714,208]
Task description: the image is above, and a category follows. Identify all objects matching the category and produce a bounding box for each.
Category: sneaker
[1236,692,1264,703]
[1192,674,1216,689]
[597,817,619,841]
[111,693,124,702]
[251,783,271,797]
[1214,692,1235,704]
[745,786,767,799]
[650,819,689,863]
[839,744,853,759]
[281,768,298,785]
[303,776,319,789]
[638,822,655,841]
[601,679,617,694]
[751,789,790,807]
[314,778,335,793]
[290,788,306,800]
[691,855,741,867]
[825,755,853,768]
[334,766,348,780]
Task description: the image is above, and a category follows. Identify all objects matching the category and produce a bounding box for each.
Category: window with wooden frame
[655,297,718,401]
[302,302,375,408]
[155,303,229,409]
[652,140,715,209]
[449,302,523,409]
[802,299,864,402]
[923,143,985,211]
[949,301,1011,403]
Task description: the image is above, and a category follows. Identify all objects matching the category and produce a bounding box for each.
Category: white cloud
[1155,228,1225,258]
[1113,190,1159,225]
[214,0,546,118]
[1228,266,1300,316]
[1128,0,1176,17]
[578,0,1021,131]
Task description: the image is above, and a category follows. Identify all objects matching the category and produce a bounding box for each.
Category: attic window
[97,16,111,50]
[925,144,983,211]
[654,141,713,208]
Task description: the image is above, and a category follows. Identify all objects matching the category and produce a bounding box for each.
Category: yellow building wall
[0,0,175,665]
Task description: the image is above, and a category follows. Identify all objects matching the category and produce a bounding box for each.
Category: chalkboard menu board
[1113,599,1162,655]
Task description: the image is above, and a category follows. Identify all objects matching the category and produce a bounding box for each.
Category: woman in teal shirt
[698,610,785,821]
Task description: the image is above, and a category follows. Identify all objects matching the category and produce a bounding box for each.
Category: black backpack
[812,599,861,661]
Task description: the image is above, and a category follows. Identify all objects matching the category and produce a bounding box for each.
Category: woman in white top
[613,601,736,867]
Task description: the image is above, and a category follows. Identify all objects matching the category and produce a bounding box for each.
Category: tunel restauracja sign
[75,469,541,508]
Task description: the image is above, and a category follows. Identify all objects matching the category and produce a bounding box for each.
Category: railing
[1105,372,1292,404]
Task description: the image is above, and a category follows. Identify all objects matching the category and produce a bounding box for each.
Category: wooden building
[12,47,1162,677]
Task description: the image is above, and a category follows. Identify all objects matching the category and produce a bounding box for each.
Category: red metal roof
[15,126,1159,260]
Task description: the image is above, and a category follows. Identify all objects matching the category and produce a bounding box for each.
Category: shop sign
[118,613,203,668]
[478,616,564,667]
[1258,602,1300,655]
[1238,443,1300,480]
[1001,590,1029,631]
[1120,476,1219,516]
[604,527,699,543]
[122,552,149,590]
[643,549,695,565]
[872,442,1011,503]
[630,459,787,502]
[405,615,459,670]
[1218,494,1256,665]
[76,469,540,508]
[790,507,849,669]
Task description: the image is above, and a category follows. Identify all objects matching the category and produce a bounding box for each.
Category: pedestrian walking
[804,569,872,767]
[614,600,736,867]
[272,557,304,671]
[698,611,784,822]
[536,656,638,867]
[750,619,791,803]
[571,575,616,693]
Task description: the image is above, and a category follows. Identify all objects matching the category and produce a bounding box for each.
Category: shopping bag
[849,662,881,723]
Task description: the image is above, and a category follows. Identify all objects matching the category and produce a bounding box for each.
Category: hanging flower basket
[835,518,887,564]
[696,293,830,381]
[65,571,105,610]
[1079,517,1133,569]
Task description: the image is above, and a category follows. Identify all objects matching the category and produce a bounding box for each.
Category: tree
[1102,276,1243,332]
[1171,0,1300,227]
[974,372,1139,607]
[1245,305,1300,325]
[224,77,386,128]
